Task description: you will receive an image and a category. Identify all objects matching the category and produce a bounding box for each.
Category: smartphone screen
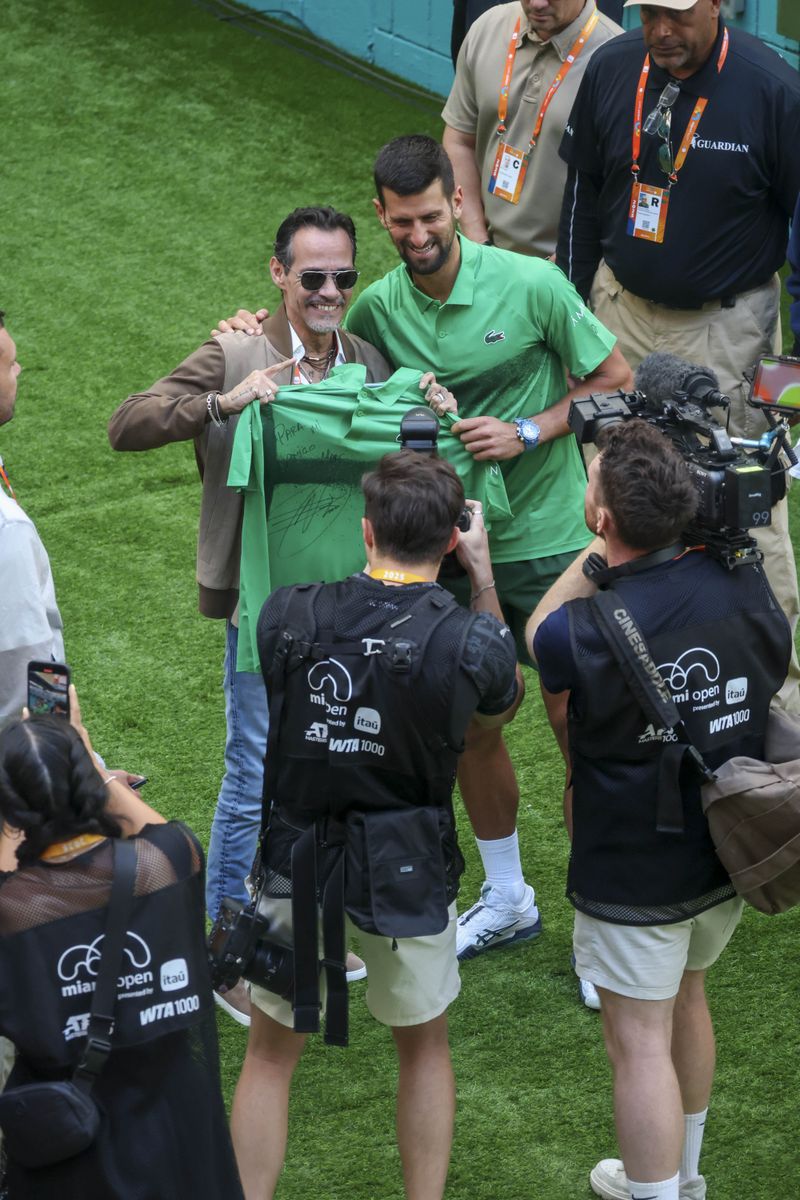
[27,661,71,717]
[749,355,800,412]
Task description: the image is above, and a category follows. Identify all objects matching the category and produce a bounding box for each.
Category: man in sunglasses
[555,0,800,709]
[108,206,391,1025]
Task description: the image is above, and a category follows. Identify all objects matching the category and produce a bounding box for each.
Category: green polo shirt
[228,363,513,670]
[345,236,615,564]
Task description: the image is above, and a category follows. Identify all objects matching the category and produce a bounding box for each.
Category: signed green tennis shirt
[228,364,513,670]
[345,236,615,565]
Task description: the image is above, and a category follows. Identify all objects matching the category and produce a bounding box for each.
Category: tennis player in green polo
[344,135,632,962]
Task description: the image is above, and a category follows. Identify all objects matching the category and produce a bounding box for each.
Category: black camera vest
[0,827,213,1069]
[261,580,479,821]
[565,552,791,920]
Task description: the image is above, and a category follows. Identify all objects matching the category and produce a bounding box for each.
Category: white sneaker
[571,954,601,1010]
[346,952,367,983]
[456,883,542,961]
[578,976,602,1011]
[590,1159,706,1200]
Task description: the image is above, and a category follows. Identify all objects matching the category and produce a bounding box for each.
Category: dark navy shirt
[556,23,800,306]
[788,193,800,354]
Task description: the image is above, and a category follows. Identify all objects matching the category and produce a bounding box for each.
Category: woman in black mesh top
[0,694,244,1199]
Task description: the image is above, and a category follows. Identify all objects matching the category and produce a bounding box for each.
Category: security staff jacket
[534,551,791,923]
[556,23,800,307]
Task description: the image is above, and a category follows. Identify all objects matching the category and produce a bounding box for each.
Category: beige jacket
[108,306,391,618]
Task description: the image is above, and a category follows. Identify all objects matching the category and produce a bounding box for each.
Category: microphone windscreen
[634,352,720,405]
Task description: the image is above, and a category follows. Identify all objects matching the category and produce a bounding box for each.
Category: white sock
[475,832,528,906]
[628,1173,679,1200]
[680,1108,708,1182]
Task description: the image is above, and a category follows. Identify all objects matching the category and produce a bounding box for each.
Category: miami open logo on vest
[656,647,721,712]
[57,931,154,999]
[307,658,353,735]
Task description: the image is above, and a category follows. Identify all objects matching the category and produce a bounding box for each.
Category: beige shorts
[250,898,460,1029]
[573,897,744,1001]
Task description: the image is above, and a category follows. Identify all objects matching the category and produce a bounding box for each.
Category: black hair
[597,422,697,551]
[0,718,122,866]
[373,135,456,205]
[362,450,464,565]
[273,207,357,267]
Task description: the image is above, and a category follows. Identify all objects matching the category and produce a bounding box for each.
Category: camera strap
[260,582,327,837]
[321,849,348,1048]
[589,587,716,834]
[583,542,684,588]
[290,823,321,1036]
[289,821,349,1046]
[73,839,138,1092]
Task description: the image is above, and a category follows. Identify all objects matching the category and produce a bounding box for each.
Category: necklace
[41,833,107,860]
[294,343,337,385]
[302,346,336,365]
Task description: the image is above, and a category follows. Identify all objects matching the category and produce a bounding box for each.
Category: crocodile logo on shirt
[484,329,506,344]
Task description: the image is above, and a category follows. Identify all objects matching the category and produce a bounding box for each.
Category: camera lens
[247,941,295,1001]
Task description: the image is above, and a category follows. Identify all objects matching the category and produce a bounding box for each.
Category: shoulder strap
[73,838,138,1092]
[590,589,682,731]
[589,588,716,835]
[146,822,194,879]
[260,583,326,835]
[332,587,457,674]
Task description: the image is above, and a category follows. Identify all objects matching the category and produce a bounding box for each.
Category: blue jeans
[206,622,269,920]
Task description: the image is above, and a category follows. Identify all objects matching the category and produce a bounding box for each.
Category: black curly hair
[0,718,122,865]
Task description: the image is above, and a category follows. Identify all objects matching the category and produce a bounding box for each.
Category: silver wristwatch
[514,417,540,451]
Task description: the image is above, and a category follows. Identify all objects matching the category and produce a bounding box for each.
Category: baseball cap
[624,0,698,8]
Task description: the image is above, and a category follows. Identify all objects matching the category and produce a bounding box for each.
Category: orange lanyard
[497,7,599,152]
[368,569,431,585]
[631,28,729,182]
[0,456,15,500]
[41,834,106,860]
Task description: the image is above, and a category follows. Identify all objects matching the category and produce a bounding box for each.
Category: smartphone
[128,776,148,791]
[27,661,71,718]
[749,355,800,413]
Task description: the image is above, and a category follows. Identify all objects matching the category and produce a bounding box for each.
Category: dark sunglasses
[643,81,680,179]
[293,269,360,291]
[655,106,674,177]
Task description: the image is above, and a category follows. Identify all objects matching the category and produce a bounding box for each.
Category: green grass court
[3,1,800,1195]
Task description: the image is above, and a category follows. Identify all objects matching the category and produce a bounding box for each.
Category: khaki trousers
[590,262,800,711]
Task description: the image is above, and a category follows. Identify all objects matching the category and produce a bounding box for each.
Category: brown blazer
[108,306,392,618]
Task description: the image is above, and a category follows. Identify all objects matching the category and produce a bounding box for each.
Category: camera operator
[230,450,522,1200]
[527,422,790,1200]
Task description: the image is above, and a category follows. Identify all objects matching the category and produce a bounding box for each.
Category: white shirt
[0,481,65,726]
[288,325,346,384]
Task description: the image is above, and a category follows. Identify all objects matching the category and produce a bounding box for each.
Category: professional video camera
[569,352,800,568]
[207,891,294,1000]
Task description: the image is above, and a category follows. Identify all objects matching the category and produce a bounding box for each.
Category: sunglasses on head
[293,269,360,291]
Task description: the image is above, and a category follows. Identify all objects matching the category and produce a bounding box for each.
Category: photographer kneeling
[229,451,522,1200]
[528,422,791,1200]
